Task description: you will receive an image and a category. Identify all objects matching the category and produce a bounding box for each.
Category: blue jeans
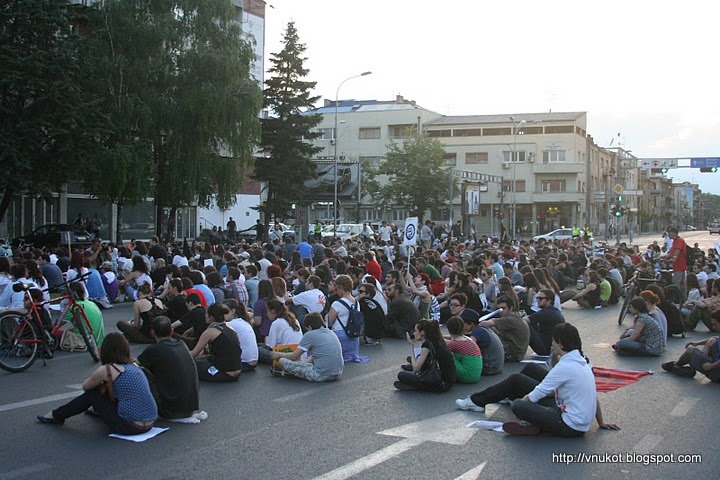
[615,339,660,356]
[52,390,152,435]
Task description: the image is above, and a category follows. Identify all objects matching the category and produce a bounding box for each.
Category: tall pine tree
[255,22,322,238]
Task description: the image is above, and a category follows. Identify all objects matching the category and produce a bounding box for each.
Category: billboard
[303,162,360,201]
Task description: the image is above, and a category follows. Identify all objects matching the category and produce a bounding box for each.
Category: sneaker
[503,421,541,436]
[661,361,675,372]
[672,365,696,378]
[401,364,413,372]
[455,397,485,412]
[270,365,286,377]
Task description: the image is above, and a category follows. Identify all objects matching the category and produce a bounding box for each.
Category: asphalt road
[1,230,719,480]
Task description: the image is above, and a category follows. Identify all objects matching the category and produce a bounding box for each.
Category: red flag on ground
[592,367,652,393]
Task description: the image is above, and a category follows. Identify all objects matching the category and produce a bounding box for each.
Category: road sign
[594,191,606,201]
[690,157,720,168]
[613,184,623,194]
[452,169,500,186]
[622,189,643,196]
[640,158,678,170]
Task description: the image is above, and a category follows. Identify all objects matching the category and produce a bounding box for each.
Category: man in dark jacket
[383,283,420,338]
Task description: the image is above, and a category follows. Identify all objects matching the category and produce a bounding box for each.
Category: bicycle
[0,273,99,373]
[616,269,684,325]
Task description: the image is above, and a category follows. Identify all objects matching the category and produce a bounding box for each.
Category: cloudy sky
[262,0,720,193]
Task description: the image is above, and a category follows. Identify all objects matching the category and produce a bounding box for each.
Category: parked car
[322,223,371,241]
[685,225,697,231]
[12,224,92,250]
[269,222,296,240]
[532,228,575,242]
[709,223,720,235]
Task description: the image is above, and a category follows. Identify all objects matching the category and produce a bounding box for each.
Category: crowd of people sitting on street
[1,221,718,437]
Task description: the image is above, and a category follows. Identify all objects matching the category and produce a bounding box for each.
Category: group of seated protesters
[16,226,720,437]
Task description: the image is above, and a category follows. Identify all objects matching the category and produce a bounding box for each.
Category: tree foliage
[81,0,262,240]
[254,22,322,232]
[366,131,450,223]
[0,0,106,223]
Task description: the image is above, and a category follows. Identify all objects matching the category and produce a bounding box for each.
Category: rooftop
[425,111,586,126]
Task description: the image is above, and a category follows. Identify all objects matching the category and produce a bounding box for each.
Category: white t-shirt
[331,298,357,332]
[292,288,327,313]
[226,318,259,363]
[379,225,392,242]
[257,258,272,280]
[66,267,89,298]
[266,317,303,348]
[172,254,189,268]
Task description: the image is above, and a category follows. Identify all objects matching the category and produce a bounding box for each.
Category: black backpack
[359,297,385,339]
[336,299,365,338]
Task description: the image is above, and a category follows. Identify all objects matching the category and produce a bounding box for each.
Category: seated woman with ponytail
[456,323,619,436]
[257,299,303,364]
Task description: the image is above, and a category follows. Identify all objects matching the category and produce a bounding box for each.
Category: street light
[333,71,372,234]
[508,116,526,239]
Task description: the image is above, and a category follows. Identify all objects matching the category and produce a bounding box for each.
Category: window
[502,180,525,192]
[465,152,488,164]
[544,125,574,134]
[428,129,452,137]
[453,128,482,137]
[576,126,586,137]
[502,151,526,163]
[444,153,457,166]
[318,128,335,140]
[520,126,543,135]
[389,124,416,139]
[542,150,566,162]
[359,156,381,168]
[483,127,512,136]
[358,127,380,139]
[541,180,566,192]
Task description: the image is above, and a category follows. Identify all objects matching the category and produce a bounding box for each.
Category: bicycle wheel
[617,285,635,325]
[0,312,39,373]
[72,310,100,363]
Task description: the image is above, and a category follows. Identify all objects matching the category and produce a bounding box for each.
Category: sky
[261,0,720,194]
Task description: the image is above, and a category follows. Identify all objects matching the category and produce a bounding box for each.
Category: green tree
[254,22,322,239]
[0,0,106,224]
[369,131,450,223]
[81,0,262,241]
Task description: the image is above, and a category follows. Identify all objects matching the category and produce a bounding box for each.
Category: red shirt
[365,260,382,282]
[670,237,687,272]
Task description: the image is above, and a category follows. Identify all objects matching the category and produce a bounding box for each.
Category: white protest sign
[404,217,418,246]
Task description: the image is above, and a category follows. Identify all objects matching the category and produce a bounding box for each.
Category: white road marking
[633,434,663,454]
[0,385,83,413]
[0,463,52,479]
[273,365,397,403]
[454,462,487,480]
[311,438,423,480]
[671,397,699,416]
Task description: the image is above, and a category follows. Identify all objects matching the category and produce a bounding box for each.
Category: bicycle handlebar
[11,271,92,293]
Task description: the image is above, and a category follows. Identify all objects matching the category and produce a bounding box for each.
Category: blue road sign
[690,157,720,168]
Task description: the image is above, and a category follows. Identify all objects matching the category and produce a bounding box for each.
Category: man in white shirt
[378,221,392,243]
[288,275,327,314]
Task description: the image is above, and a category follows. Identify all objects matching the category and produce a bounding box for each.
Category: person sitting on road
[478,297,530,362]
[662,310,720,381]
[116,283,165,344]
[383,283,421,338]
[613,298,664,356]
[224,299,259,372]
[461,316,504,376]
[444,316,482,384]
[37,332,157,435]
[456,323,619,436]
[190,303,242,382]
[683,280,720,333]
[561,270,602,309]
[524,289,565,356]
[395,319,456,392]
[258,299,303,364]
[64,282,105,346]
[136,316,200,420]
[270,312,343,382]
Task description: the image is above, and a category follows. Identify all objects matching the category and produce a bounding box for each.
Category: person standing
[226,217,237,241]
[664,226,687,299]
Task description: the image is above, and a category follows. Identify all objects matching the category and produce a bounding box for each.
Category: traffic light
[700,167,718,173]
[536,214,542,220]
[615,207,623,217]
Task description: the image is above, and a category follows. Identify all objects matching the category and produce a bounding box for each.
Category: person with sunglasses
[524,289,565,355]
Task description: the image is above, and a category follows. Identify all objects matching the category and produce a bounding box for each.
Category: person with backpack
[357,283,385,345]
[326,274,363,361]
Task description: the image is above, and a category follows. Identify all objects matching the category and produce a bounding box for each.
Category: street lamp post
[334,71,372,234]
[509,116,526,239]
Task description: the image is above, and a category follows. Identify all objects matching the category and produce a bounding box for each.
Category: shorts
[689,346,720,382]
[282,359,340,383]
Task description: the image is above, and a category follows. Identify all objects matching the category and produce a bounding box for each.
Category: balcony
[532,162,584,174]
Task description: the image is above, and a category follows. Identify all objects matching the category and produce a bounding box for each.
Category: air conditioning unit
[502,162,511,169]
[527,152,535,162]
